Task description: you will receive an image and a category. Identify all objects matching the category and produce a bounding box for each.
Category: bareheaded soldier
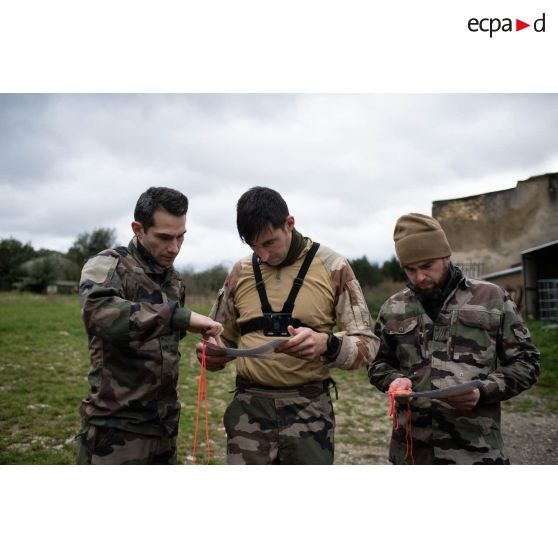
[77,187,222,464]
[197,186,379,464]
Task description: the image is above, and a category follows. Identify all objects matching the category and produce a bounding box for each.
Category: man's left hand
[274,325,328,361]
[440,388,480,411]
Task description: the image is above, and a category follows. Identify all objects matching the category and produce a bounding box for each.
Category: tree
[182,264,229,296]
[381,255,407,283]
[67,228,117,269]
[350,256,382,288]
[29,257,58,292]
[18,252,80,288]
[0,238,36,290]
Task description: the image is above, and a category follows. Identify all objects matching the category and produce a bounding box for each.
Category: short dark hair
[236,186,290,244]
[134,187,189,230]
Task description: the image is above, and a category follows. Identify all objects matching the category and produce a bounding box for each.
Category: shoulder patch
[316,244,347,273]
[80,254,119,284]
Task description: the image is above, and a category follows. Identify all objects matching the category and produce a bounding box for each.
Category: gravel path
[502,410,558,465]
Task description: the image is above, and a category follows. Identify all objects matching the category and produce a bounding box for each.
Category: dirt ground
[501,409,558,465]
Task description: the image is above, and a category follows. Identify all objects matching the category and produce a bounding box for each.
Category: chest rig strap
[240,242,320,336]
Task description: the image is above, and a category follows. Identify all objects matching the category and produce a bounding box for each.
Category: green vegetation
[0,238,36,290]
[503,320,558,414]
[1,232,404,295]
[0,229,116,293]
[363,281,407,319]
[66,228,117,270]
[0,292,556,464]
[528,321,558,394]
[0,293,86,463]
[351,254,407,289]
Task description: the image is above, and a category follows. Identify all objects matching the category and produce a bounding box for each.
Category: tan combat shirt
[211,238,379,387]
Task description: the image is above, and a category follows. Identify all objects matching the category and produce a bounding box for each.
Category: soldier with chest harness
[196,186,379,465]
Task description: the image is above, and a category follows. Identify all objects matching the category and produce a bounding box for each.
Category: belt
[234,376,337,400]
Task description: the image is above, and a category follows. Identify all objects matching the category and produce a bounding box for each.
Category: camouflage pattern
[78,237,191,445]
[211,237,378,464]
[76,424,177,464]
[224,380,335,464]
[368,276,540,465]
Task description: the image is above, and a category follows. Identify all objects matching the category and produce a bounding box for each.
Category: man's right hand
[388,377,413,403]
[196,336,235,371]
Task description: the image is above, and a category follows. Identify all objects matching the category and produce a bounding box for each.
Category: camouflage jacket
[368,275,540,464]
[212,238,379,387]
[79,237,191,437]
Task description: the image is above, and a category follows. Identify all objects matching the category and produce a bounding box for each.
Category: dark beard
[411,263,463,321]
[416,284,445,304]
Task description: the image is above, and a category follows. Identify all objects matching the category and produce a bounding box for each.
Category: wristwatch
[323,331,341,359]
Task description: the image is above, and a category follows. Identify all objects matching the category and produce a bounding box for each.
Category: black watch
[323,331,341,359]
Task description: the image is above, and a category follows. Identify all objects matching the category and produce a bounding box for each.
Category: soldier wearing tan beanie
[367,212,539,465]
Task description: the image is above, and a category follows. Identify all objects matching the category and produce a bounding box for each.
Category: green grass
[527,321,558,393]
[0,293,88,464]
[1,292,556,464]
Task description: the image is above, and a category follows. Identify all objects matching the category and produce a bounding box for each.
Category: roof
[433,171,558,205]
[521,239,558,255]
[480,266,522,281]
[433,186,514,205]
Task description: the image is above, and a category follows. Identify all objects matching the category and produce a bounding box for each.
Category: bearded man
[368,213,539,464]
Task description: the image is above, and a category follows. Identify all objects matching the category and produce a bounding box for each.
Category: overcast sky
[1,93,558,271]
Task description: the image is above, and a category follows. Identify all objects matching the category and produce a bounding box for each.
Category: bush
[181,264,229,297]
[29,258,58,291]
[0,238,36,290]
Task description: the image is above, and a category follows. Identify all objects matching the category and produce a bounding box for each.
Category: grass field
[1,292,556,464]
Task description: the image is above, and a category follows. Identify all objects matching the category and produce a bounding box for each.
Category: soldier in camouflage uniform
[76,187,222,464]
[368,213,540,464]
[197,187,379,464]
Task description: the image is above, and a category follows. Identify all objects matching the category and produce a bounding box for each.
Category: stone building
[432,172,558,318]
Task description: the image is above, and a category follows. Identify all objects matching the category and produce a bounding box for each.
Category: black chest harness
[239,242,320,337]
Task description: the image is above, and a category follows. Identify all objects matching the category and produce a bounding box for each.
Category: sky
[2,93,558,271]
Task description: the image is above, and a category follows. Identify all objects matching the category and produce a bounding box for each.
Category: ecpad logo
[468,13,546,38]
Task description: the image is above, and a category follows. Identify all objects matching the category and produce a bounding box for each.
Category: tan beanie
[394,213,451,266]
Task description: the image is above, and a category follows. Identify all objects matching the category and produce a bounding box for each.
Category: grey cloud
[1,93,557,269]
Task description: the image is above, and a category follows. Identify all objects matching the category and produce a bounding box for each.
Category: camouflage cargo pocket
[384,316,423,369]
[451,309,500,366]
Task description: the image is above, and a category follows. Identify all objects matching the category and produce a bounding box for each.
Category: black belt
[235,376,338,400]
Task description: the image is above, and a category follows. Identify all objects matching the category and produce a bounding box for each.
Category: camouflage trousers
[223,378,336,465]
[389,403,511,465]
[76,424,177,465]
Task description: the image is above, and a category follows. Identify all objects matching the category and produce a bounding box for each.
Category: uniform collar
[129,237,171,276]
[276,228,307,268]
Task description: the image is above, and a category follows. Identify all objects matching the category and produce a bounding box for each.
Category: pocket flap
[384,316,419,335]
[457,309,501,331]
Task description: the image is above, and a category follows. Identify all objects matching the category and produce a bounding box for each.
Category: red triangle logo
[516,19,530,31]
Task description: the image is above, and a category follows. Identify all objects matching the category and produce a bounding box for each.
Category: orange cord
[404,402,414,465]
[192,340,211,464]
[387,390,415,465]
[388,392,400,429]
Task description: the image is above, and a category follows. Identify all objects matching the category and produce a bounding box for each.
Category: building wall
[432,173,558,275]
